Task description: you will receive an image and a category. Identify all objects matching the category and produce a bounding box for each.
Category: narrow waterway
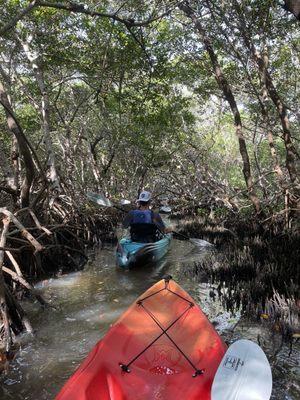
[0,240,299,399]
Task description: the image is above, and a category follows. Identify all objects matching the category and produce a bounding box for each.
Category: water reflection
[0,240,299,399]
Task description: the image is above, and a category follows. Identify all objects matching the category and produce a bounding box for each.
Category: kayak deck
[116,234,172,268]
[56,278,227,400]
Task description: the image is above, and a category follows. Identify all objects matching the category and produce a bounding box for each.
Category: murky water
[0,239,299,399]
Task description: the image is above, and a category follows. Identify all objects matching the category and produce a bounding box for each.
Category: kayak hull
[56,278,227,400]
[116,234,172,268]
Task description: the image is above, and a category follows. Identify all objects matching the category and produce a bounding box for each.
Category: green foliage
[0,0,298,210]
[196,207,208,217]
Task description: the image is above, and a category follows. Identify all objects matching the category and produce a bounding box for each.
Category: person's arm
[122,210,133,228]
[153,213,173,233]
[153,213,166,231]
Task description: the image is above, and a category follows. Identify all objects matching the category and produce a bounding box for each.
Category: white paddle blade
[86,192,113,207]
[190,238,214,247]
[160,206,172,213]
[212,339,272,400]
[120,199,131,205]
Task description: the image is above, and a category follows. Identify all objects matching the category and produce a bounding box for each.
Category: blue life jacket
[132,209,153,224]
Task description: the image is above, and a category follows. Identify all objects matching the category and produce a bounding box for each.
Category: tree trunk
[179,3,260,213]
[11,137,20,194]
[283,0,300,20]
[0,142,16,192]
[89,144,102,189]
[20,35,61,192]
[205,0,285,188]
[263,61,299,184]
[257,49,284,183]
[233,0,299,185]
[0,80,35,207]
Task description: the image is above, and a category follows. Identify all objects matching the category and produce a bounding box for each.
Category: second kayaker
[122,191,172,242]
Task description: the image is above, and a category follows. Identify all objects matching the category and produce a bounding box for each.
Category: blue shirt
[123,209,165,230]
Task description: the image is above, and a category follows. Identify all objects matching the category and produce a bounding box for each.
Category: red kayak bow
[56,276,226,400]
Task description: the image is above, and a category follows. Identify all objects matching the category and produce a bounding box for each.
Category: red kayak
[56,276,227,400]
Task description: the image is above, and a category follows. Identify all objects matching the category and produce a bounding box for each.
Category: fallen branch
[6,251,23,276]
[0,246,24,252]
[29,209,52,235]
[262,208,300,223]
[45,244,88,260]
[0,208,43,252]
[15,207,52,236]
[2,266,49,307]
[5,286,34,334]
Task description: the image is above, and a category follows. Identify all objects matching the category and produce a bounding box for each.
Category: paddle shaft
[112,204,126,213]
[172,230,191,241]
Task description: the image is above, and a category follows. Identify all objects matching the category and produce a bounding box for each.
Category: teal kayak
[116,234,172,268]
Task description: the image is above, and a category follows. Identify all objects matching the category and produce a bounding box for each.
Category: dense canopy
[0,0,298,214]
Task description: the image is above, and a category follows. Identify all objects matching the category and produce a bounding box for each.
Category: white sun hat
[137,191,151,202]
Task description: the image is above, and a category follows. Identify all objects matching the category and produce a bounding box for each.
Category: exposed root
[180,217,300,341]
[0,199,119,354]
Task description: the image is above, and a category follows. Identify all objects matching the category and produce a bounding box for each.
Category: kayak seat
[130,223,161,243]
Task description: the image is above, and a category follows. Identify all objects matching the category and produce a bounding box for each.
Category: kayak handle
[193,369,204,377]
[119,363,131,373]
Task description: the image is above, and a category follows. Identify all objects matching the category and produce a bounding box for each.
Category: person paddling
[123,191,171,242]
